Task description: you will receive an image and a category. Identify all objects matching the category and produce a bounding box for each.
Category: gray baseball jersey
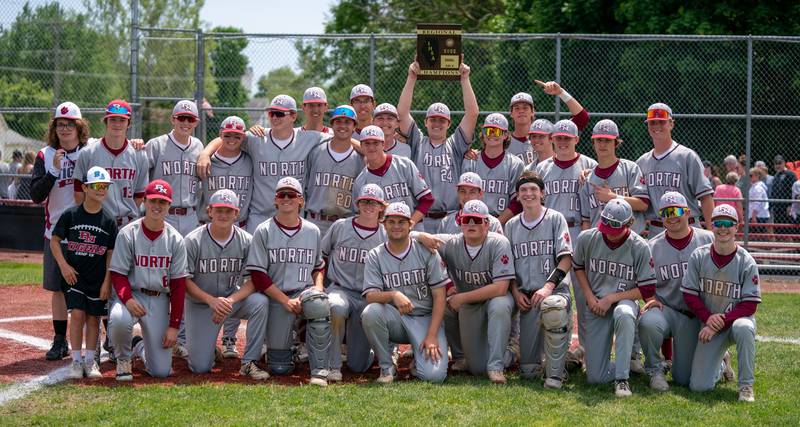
[436,232,516,293]
[648,228,714,311]
[245,218,324,294]
[406,122,470,213]
[109,219,189,291]
[184,224,252,302]
[507,135,536,166]
[352,155,431,212]
[579,159,649,234]
[242,129,328,217]
[439,210,503,235]
[321,218,387,292]
[462,152,525,215]
[145,132,204,208]
[531,155,598,226]
[681,244,761,314]
[362,239,450,317]
[504,209,573,294]
[197,152,253,224]
[572,228,656,298]
[73,138,149,219]
[385,141,412,159]
[636,142,714,222]
[303,142,365,217]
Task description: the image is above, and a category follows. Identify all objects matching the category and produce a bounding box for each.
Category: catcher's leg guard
[541,295,570,380]
[301,289,332,378]
[267,349,294,375]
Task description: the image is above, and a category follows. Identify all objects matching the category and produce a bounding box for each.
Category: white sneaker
[295,343,309,363]
[738,385,755,402]
[240,361,270,380]
[722,351,735,382]
[116,359,133,381]
[309,376,328,387]
[544,377,563,389]
[222,338,239,358]
[173,343,189,360]
[68,360,84,379]
[649,372,669,391]
[84,360,102,379]
[630,358,645,375]
[488,370,507,384]
[615,380,632,397]
[328,369,343,382]
[376,369,395,384]
[451,358,468,372]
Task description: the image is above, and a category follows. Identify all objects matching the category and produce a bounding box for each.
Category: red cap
[104,99,132,120]
[145,180,173,203]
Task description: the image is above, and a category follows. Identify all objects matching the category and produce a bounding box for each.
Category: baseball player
[29,102,90,361]
[528,119,555,165]
[398,58,479,232]
[183,189,270,379]
[350,84,376,138]
[144,100,203,237]
[580,119,649,234]
[50,166,118,379]
[299,87,333,135]
[197,95,330,233]
[462,113,524,222]
[361,202,450,383]
[303,105,365,236]
[572,199,656,397]
[244,177,330,386]
[504,172,574,389]
[681,204,760,402]
[429,200,515,383]
[322,184,388,380]
[636,103,715,236]
[438,172,503,235]
[72,99,149,226]
[639,192,714,391]
[352,125,434,231]
[373,103,411,158]
[108,180,188,380]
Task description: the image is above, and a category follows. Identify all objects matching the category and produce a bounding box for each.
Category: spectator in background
[748,167,770,233]
[714,172,744,224]
[14,151,36,200]
[769,155,797,233]
[9,149,23,175]
[703,160,722,188]
[754,160,774,193]
[736,155,749,195]
[791,178,800,224]
[0,149,9,198]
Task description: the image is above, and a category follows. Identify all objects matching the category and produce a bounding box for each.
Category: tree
[209,27,249,108]
[254,66,311,104]
[0,76,53,140]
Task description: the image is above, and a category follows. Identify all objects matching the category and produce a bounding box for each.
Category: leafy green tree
[209,27,249,108]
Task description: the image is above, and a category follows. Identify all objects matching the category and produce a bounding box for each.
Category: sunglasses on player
[276,191,300,200]
[269,111,291,118]
[358,199,382,206]
[484,127,505,138]
[462,216,486,225]
[600,214,628,229]
[712,219,737,228]
[659,206,687,219]
[174,115,197,123]
[86,183,110,191]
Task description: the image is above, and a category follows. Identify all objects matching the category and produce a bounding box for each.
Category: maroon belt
[307,212,339,222]
[650,218,695,228]
[425,211,447,219]
[168,207,195,215]
[137,288,164,297]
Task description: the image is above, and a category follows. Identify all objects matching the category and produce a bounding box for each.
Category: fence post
[743,36,753,249]
[554,33,562,121]
[196,29,206,143]
[129,0,140,138]
[369,33,376,90]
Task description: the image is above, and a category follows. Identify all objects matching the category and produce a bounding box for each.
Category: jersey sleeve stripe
[741,296,762,303]
[680,286,699,296]
[695,188,714,198]
[245,265,268,274]
[637,278,657,287]
[493,274,516,282]
[430,279,450,289]
[557,249,573,258]
[414,188,432,199]
[361,286,382,296]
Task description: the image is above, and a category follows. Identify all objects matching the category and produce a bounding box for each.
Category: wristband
[546,267,567,288]
[558,90,573,103]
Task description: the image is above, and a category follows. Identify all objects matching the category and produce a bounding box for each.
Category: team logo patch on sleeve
[563,232,570,243]
[752,276,759,285]
[501,254,509,265]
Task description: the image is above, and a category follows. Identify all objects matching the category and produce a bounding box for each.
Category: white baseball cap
[645,102,673,122]
[172,100,199,118]
[384,202,412,219]
[591,119,619,139]
[350,84,374,101]
[373,103,399,118]
[551,119,579,138]
[360,125,385,142]
[302,87,327,104]
[209,189,240,210]
[461,200,489,220]
[275,177,303,196]
[711,204,739,222]
[54,102,82,120]
[85,166,112,184]
[357,184,385,204]
[483,113,509,131]
[529,119,554,135]
[509,92,534,108]
[269,95,297,112]
[659,191,688,210]
[457,172,483,189]
[220,116,246,135]
[598,199,633,237]
[426,103,451,120]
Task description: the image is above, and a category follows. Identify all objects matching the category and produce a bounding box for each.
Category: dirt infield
[0,250,43,264]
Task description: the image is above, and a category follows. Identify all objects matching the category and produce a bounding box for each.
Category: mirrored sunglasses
[712,219,737,228]
[276,191,300,199]
[462,216,486,225]
[87,183,110,191]
[659,206,687,219]
[484,127,504,137]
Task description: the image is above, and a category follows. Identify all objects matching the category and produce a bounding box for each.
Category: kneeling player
[183,189,270,379]
[505,173,574,389]
[682,205,760,402]
[361,203,450,383]
[108,180,188,380]
[573,199,656,397]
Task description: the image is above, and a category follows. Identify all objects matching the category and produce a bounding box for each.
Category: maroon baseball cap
[145,180,173,203]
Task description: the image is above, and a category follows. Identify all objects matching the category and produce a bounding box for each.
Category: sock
[53,320,68,337]
[72,350,82,362]
[85,350,96,362]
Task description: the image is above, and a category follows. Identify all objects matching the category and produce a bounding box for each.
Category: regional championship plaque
[416,24,462,80]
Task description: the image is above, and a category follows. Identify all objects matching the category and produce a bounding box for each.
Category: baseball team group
[29,58,760,402]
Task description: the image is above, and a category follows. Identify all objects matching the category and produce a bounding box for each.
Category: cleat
[649,372,669,391]
[222,337,239,358]
[173,342,189,359]
[738,385,755,402]
[131,336,144,360]
[451,358,468,372]
[328,369,343,382]
[488,370,507,384]
[68,360,84,379]
[85,360,102,378]
[544,377,563,389]
[46,336,69,361]
[240,361,270,380]
[309,376,328,387]
[376,369,395,384]
[615,380,632,397]
[116,359,133,381]
[630,358,645,375]
[722,351,735,382]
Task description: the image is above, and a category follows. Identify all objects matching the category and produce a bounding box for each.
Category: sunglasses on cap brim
[600,214,629,229]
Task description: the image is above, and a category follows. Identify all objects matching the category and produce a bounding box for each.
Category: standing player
[373,103,411,158]
[682,204,760,402]
[350,84,376,138]
[183,189,270,379]
[72,99,149,226]
[30,102,90,361]
[322,184,388,381]
[434,200,515,383]
[636,103,714,236]
[398,58,479,231]
[303,105,365,236]
[439,172,503,235]
[580,119,650,234]
[197,95,330,233]
[462,113,524,222]
[50,166,117,379]
[299,87,333,134]
[108,180,188,380]
[528,119,555,165]
[352,125,434,231]
[572,199,656,397]
[505,172,574,389]
[361,202,450,383]
[639,192,714,390]
[244,177,330,386]
[144,100,203,237]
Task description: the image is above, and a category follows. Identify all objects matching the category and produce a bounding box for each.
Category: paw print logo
[501,254,509,265]
[563,232,570,243]
[752,276,759,285]
[60,106,69,115]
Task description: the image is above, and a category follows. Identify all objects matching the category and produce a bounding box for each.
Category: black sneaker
[45,336,69,361]
[131,336,144,360]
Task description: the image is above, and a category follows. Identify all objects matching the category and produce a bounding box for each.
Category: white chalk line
[0,315,51,323]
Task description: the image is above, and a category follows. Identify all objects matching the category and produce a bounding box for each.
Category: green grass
[756,293,800,338]
[0,261,42,286]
